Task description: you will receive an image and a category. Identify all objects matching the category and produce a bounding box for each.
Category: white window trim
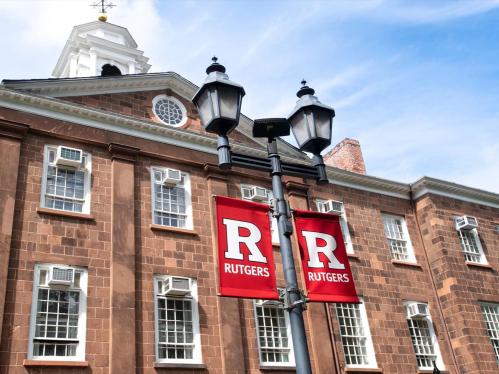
[153,275,202,365]
[241,184,279,244]
[253,295,295,368]
[479,302,499,362]
[40,145,92,214]
[335,297,378,369]
[382,213,416,262]
[152,94,188,127]
[457,227,488,265]
[404,301,445,371]
[316,199,354,254]
[28,263,88,361]
[150,167,193,230]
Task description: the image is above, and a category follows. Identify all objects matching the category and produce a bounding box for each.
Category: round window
[152,95,187,127]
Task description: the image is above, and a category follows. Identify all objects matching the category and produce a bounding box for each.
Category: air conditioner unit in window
[455,216,478,231]
[161,276,191,296]
[55,146,83,168]
[406,302,429,319]
[48,266,74,286]
[161,168,182,185]
[255,299,282,307]
[320,200,343,215]
[247,187,268,202]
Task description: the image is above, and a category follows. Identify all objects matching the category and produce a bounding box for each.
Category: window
[152,95,187,127]
[154,276,202,364]
[335,299,377,368]
[151,167,192,229]
[41,145,91,214]
[382,214,415,262]
[28,264,87,361]
[317,199,354,254]
[457,229,487,264]
[253,294,294,367]
[405,302,444,370]
[241,184,279,244]
[480,302,499,362]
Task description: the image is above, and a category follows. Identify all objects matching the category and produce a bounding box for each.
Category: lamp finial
[206,56,226,74]
[296,79,315,98]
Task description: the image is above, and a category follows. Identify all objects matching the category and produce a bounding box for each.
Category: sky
[0,0,498,192]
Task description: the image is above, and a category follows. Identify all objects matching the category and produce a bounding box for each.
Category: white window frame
[404,301,444,371]
[382,213,416,262]
[28,263,88,361]
[153,275,202,365]
[316,199,354,254]
[150,167,193,230]
[241,184,279,244]
[456,227,488,265]
[479,302,499,362]
[152,94,188,127]
[253,292,295,368]
[40,145,92,214]
[335,298,377,369]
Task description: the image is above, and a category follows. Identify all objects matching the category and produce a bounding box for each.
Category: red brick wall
[415,194,499,374]
[0,110,497,374]
[324,138,366,174]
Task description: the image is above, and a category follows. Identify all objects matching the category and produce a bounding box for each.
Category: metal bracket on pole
[283,287,309,311]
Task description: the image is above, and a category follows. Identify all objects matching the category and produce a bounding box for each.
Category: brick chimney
[323,138,366,174]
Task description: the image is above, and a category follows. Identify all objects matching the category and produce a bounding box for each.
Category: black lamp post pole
[267,138,312,374]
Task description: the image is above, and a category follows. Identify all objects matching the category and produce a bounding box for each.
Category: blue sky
[0,0,498,192]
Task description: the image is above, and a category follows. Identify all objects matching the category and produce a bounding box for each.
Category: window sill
[154,362,206,369]
[23,359,89,367]
[150,224,198,236]
[418,370,448,374]
[344,368,383,373]
[37,207,95,221]
[347,252,360,259]
[465,261,493,270]
[260,365,296,371]
[391,259,422,268]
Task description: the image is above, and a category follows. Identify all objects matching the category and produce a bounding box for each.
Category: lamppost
[192,57,335,374]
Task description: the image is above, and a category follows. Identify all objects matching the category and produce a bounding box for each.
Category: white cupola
[53,20,151,78]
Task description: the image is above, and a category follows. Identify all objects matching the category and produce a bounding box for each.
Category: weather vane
[91,0,116,22]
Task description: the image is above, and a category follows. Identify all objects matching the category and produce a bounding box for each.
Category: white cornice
[411,177,499,208]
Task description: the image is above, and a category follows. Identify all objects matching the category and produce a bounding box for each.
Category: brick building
[0,19,498,374]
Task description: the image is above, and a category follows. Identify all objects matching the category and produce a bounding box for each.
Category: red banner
[215,196,278,300]
[294,210,359,303]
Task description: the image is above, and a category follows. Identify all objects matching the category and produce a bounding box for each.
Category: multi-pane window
[41,145,91,213]
[405,302,444,370]
[317,199,354,254]
[480,303,499,361]
[382,214,415,262]
[241,184,279,243]
[151,167,192,229]
[152,95,187,127]
[458,229,487,264]
[154,276,202,364]
[28,264,87,361]
[335,300,377,368]
[254,296,294,367]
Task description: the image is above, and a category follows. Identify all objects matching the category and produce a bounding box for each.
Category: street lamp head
[287,80,335,154]
[192,57,246,136]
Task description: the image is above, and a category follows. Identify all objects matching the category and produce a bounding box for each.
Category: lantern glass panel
[315,109,332,140]
[196,88,214,128]
[219,85,240,121]
[290,112,310,148]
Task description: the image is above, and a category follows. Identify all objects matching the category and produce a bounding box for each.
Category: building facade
[0,19,498,374]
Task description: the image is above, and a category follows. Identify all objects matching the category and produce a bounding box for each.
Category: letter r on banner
[302,230,345,269]
[222,218,267,263]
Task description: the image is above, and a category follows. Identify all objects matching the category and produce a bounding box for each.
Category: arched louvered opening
[101,64,122,76]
